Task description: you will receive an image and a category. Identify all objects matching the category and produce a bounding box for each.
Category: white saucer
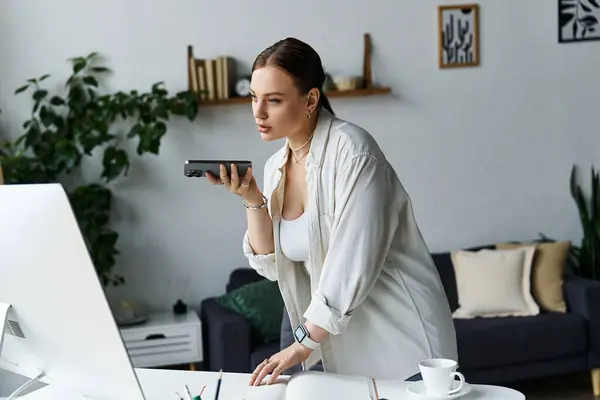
[406,380,472,399]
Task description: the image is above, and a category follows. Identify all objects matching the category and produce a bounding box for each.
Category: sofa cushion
[496,241,570,313]
[455,312,588,370]
[432,244,494,312]
[216,279,284,344]
[451,246,540,318]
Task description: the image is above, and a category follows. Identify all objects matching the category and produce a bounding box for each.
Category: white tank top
[279,212,310,263]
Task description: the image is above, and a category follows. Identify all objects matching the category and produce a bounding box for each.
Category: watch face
[294,325,307,342]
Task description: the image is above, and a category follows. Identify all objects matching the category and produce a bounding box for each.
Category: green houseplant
[0,52,199,287]
[567,164,600,280]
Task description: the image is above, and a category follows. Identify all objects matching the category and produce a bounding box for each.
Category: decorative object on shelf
[0,52,199,288]
[173,299,188,315]
[234,75,252,97]
[332,75,362,91]
[186,33,391,107]
[115,300,148,327]
[116,315,148,327]
[558,0,600,43]
[438,3,480,69]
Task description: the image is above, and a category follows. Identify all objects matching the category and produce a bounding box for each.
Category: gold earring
[307,110,312,120]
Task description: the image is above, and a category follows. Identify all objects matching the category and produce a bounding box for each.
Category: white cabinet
[119,310,202,369]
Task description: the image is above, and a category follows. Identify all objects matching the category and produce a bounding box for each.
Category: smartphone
[184,160,252,178]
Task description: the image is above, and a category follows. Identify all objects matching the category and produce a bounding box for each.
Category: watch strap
[294,324,320,349]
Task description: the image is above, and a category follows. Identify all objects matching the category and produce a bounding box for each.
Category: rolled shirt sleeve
[241,161,278,281]
[242,230,277,281]
[303,154,402,335]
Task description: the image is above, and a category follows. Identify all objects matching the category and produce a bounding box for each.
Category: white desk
[21,368,525,400]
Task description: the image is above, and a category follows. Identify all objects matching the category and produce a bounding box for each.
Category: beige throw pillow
[496,241,569,313]
[451,246,540,319]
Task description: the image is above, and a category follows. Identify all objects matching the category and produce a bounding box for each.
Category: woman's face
[250,65,315,142]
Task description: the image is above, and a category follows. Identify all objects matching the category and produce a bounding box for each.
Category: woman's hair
[252,37,334,116]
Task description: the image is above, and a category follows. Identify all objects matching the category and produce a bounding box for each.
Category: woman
[206,37,458,386]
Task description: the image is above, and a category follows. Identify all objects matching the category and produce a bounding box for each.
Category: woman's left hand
[248,342,313,386]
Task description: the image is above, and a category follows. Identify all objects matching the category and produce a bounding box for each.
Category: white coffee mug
[418,358,465,397]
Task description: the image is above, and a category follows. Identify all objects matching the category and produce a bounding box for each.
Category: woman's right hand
[205,164,264,206]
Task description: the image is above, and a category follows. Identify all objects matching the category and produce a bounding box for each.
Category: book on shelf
[189,55,237,102]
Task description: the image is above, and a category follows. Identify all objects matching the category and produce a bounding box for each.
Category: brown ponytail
[318,90,334,115]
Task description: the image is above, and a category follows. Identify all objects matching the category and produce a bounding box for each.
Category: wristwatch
[293,324,320,349]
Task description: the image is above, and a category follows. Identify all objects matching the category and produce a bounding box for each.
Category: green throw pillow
[216,279,284,344]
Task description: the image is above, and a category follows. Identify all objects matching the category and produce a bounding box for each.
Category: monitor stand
[1,302,11,358]
[1,303,47,400]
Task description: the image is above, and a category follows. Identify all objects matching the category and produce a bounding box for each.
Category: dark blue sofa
[199,244,600,394]
[432,244,600,393]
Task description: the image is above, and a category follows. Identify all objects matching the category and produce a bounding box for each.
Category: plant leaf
[594,168,600,225]
[32,89,48,102]
[580,15,599,26]
[126,123,140,139]
[101,146,130,181]
[560,3,576,12]
[73,59,86,74]
[83,76,98,87]
[50,96,65,106]
[14,84,29,94]
[560,9,576,27]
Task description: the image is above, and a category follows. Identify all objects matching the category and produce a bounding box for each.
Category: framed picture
[438,4,480,68]
[559,0,600,43]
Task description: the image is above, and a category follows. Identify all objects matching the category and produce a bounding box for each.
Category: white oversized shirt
[242,108,458,380]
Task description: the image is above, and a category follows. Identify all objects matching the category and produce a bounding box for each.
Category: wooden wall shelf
[196,87,391,107]
[187,33,391,107]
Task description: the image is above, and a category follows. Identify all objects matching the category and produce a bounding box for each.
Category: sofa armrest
[200,297,252,373]
[564,276,600,367]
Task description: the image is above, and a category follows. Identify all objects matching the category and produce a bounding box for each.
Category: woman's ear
[306,87,320,114]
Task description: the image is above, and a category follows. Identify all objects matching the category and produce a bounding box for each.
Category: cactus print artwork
[438,4,480,68]
[559,0,600,42]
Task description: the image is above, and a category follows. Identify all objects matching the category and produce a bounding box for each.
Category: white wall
[1,0,598,317]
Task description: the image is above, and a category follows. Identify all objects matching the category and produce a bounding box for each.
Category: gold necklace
[289,133,314,164]
[292,150,309,164]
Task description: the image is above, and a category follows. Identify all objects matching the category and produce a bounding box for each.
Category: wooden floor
[501,372,597,399]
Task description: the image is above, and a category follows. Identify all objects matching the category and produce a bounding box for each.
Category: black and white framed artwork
[438,4,480,68]
[559,0,600,43]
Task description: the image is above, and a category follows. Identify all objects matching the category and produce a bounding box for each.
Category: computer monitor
[0,183,146,399]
